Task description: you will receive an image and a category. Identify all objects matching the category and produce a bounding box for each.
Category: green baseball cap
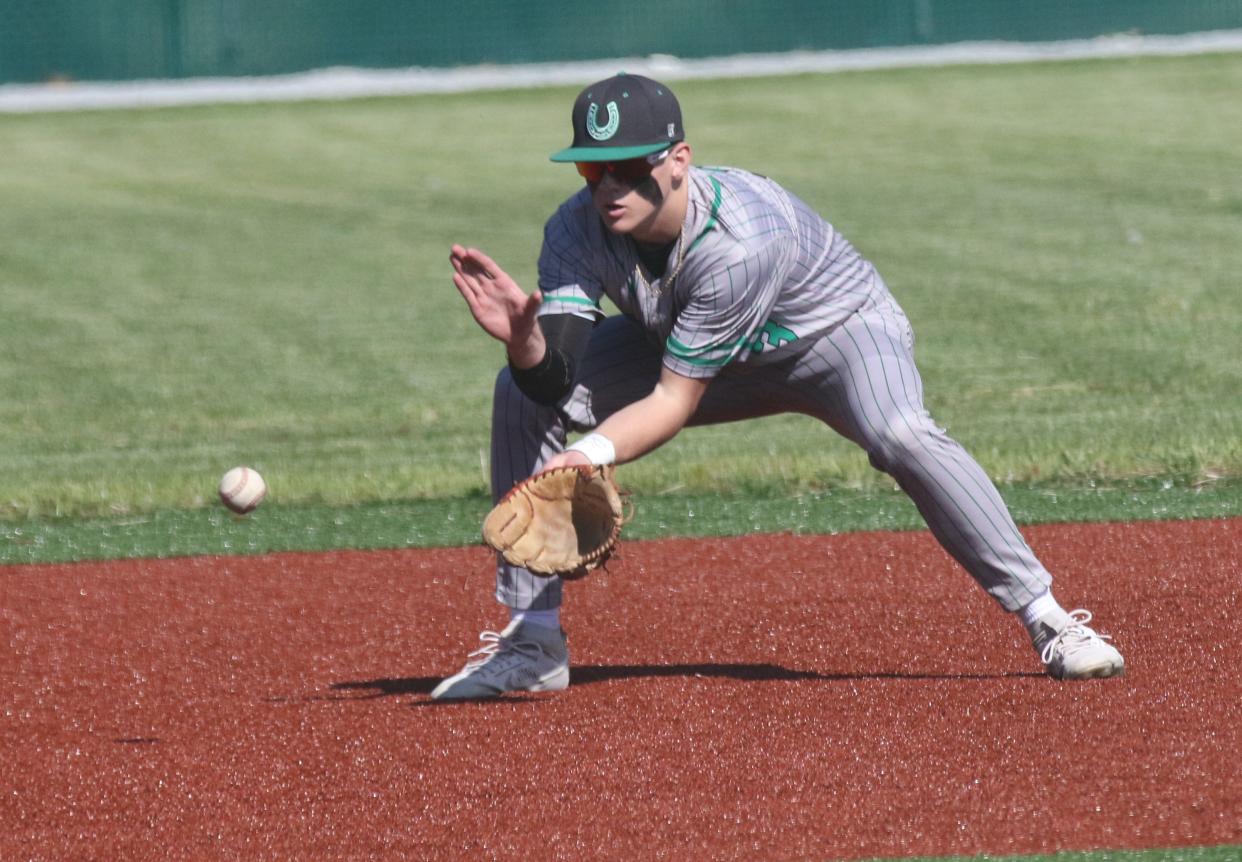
[549,73,684,163]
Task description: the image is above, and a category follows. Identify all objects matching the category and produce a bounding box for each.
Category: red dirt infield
[3,518,1241,861]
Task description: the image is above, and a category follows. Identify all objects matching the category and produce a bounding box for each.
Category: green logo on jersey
[747,321,799,354]
[586,101,620,141]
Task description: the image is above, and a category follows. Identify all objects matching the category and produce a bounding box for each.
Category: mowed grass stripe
[1,53,1240,523]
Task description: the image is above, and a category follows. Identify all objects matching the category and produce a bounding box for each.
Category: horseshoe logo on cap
[586,101,620,141]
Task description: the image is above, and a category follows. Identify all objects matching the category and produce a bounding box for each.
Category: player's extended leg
[785,296,1122,677]
[806,298,1051,611]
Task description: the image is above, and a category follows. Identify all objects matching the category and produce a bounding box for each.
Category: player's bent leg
[431,618,570,700]
[491,366,572,610]
[444,315,663,701]
[489,316,664,611]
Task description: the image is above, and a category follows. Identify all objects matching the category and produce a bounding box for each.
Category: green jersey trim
[686,176,723,255]
[666,334,739,367]
[666,320,801,367]
[544,294,599,308]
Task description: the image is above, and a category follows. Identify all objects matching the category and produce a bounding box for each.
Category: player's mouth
[595,197,628,222]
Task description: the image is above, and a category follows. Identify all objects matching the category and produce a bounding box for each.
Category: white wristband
[566,432,616,466]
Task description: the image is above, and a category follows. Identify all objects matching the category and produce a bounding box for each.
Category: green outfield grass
[2,478,1238,565]
[1,52,1240,532]
[880,847,1241,862]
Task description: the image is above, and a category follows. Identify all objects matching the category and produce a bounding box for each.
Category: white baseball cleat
[430,619,569,700]
[1039,609,1126,680]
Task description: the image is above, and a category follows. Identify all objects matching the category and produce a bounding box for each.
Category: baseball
[218,466,267,514]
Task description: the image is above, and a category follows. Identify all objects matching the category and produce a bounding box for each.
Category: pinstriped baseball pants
[490,295,1052,613]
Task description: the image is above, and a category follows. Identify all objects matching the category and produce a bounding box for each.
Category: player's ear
[669,142,692,181]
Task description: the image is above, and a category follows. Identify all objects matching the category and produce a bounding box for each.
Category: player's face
[579,144,689,240]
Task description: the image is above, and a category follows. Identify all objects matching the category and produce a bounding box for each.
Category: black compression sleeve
[508,314,594,405]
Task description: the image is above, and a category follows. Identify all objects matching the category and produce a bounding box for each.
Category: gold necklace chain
[659,226,688,293]
[640,226,690,296]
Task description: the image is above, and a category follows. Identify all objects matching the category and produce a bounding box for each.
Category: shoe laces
[1040,609,1113,664]
[463,630,544,669]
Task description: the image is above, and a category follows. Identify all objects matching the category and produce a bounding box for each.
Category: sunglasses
[575,148,671,185]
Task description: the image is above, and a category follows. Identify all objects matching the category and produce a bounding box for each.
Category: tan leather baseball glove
[483,465,625,579]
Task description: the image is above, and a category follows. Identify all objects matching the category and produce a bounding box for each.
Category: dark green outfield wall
[3,0,1242,84]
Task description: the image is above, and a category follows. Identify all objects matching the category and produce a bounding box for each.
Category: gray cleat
[1038,609,1125,680]
[431,619,570,700]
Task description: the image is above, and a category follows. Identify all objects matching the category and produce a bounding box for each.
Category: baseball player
[433,73,1124,699]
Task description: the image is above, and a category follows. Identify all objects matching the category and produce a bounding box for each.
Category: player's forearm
[508,314,596,405]
[593,400,683,463]
[594,374,707,464]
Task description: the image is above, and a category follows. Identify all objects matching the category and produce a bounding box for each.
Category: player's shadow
[330,663,1040,700]
[570,663,1041,684]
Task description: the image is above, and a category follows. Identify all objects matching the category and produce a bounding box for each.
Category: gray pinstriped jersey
[537,165,891,378]
[500,165,1059,616]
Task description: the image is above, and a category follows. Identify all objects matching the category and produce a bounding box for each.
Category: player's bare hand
[450,245,543,354]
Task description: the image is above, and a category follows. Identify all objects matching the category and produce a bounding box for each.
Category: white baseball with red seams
[218,466,267,514]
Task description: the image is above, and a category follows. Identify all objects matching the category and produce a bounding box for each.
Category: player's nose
[595,170,629,193]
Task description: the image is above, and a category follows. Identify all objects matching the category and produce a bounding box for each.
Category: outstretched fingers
[461,246,502,277]
[450,246,496,309]
[449,244,543,345]
[452,272,483,314]
[450,245,501,283]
